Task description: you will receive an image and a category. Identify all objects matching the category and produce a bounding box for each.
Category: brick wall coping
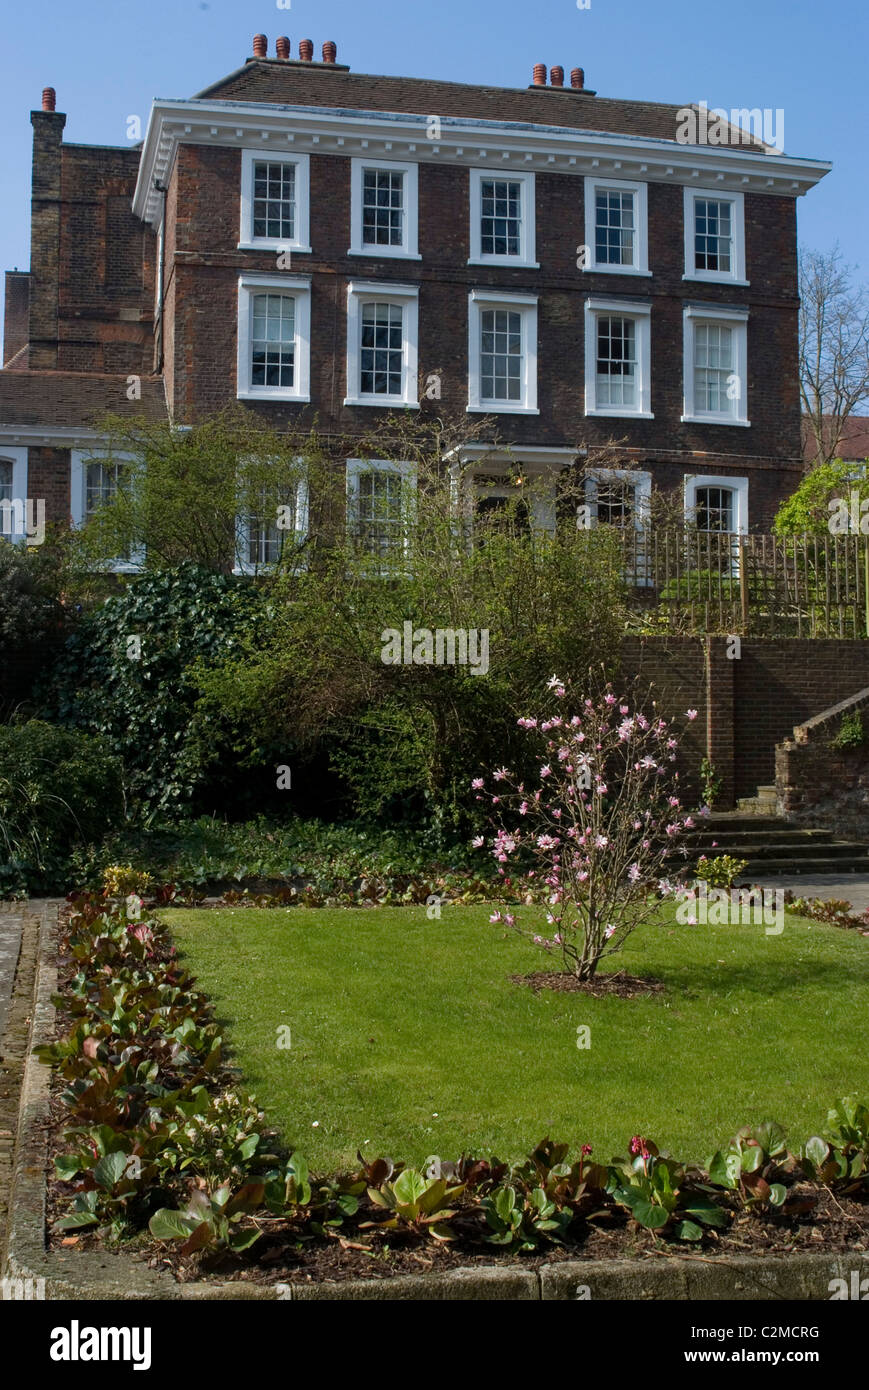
[792,687,869,745]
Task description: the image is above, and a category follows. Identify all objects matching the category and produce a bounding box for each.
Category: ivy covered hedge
[40,894,869,1266]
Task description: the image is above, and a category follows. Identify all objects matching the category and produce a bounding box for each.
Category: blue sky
[1,0,866,335]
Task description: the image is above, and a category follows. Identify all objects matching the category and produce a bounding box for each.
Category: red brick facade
[621,636,869,806]
[0,43,830,534]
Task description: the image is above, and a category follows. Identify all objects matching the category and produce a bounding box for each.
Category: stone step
[688,829,834,846]
[698,815,792,832]
[693,840,869,862]
[736,857,869,875]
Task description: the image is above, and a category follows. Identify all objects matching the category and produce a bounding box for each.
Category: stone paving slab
[752,874,869,915]
[0,909,23,1046]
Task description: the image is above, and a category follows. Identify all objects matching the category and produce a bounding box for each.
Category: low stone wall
[776,688,869,837]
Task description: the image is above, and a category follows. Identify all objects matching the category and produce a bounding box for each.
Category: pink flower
[595,834,609,849]
[537,834,559,850]
[628,864,641,882]
[471,778,484,790]
[472,835,485,848]
[540,765,552,778]
[493,766,510,781]
[519,801,529,815]
[619,705,629,715]
[605,693,617,705]
[489,911,503,923]
[686,708,698,721]
[604,924,617,939]
[630,1135,650,1158]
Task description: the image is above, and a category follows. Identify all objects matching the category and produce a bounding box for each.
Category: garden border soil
[4,899,868,1302]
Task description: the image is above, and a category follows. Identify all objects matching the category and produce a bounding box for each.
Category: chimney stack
[322,41,337,63]
[571,67,585,89]
[550,66,564,87]
[275,36,290,60]
[532,63,547,86]
[41,87,56,112]
[298,38,314,61]
[252,34,267,58]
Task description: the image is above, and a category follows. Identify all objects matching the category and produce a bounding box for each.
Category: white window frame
[584,297,653,419]
[682,304,750,427]
[239,149,311,253]
[349,159,420,260]
[235,476,309,575]
[345,281,420,408]
[237,273,312,402]
[468,289,539,414]
[70,449,144,572]
[683,187,747,285]
[345,457,417,558]
[0,447,29,543]
[583,177,650,277]
[468,169,538,268]
[684,473,749,534]
[584,467,651,529]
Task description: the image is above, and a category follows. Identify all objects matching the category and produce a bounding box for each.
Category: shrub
[476,678,697,980]
[0,721,122,895]
[45,563,268,819]
[0,538,70,648]
[694,854,749,889]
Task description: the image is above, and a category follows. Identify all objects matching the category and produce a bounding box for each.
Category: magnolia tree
[472,678,701,981]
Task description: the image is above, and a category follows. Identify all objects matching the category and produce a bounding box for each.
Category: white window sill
[585,407,654,420]
[584,266,652,277]
[467,258,540,270]
[343,396,420,409]
[466,403,540,415]
[347,247,422,260]
[681,413,751,427]
[682,273,750,287]
[237,389,310,403]
[237,241,313,254]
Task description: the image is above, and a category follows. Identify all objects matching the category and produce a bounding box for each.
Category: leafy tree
[193,412,629,835]
[70,407,323,573]
[773,457,869,535]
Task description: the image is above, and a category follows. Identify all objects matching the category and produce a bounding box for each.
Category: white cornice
[132,98,831,228]
[0,425,106,447]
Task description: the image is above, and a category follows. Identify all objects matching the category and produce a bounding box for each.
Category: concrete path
[751,874,869,916]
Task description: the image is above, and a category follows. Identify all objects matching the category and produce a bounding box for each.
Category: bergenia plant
[472,677,699,981]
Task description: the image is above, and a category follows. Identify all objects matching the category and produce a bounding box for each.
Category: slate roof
[0,370,167,430]
[193,59,770,150]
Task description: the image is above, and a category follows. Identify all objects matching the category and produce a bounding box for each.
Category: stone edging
[5,899,868,1301]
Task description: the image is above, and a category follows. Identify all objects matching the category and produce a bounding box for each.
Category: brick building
[0,36,831,564]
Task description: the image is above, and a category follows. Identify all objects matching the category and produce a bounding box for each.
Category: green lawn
[163,903,869,1173]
